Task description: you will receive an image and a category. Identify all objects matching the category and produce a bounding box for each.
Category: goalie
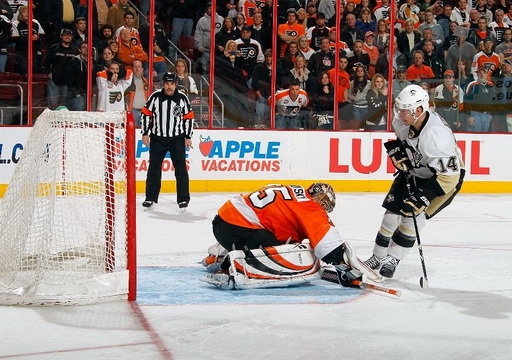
[201,183,363,290]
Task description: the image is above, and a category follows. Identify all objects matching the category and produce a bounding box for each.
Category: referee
[141,72,194,212]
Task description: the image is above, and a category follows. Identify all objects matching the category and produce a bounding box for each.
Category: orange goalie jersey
[217,184,344,260]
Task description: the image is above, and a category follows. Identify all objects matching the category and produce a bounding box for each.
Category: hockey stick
[321,269,402,297]
[404,172,430,289]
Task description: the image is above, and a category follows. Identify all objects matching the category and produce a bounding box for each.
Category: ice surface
[1,192,511,359]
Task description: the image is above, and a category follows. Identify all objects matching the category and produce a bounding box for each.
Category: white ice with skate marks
[1,192,511,359]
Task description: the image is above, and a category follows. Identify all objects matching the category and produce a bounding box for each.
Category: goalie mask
[393,84,429,124]
[307,182,336,213]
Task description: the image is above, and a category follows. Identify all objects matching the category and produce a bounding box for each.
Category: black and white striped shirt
[141,90,195,138]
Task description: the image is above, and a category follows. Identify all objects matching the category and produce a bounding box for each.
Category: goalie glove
[384,140,412,172]
[401,188,431,217]
[334,264,363,288]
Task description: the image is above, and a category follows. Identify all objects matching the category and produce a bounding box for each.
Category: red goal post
[0,110,136,305]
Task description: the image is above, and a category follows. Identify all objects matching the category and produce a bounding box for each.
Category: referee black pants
[145,134,190,204]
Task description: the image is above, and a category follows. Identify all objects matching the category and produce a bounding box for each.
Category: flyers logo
[286,30,298,37]
[108,91,122,104]
[241,47,257,58]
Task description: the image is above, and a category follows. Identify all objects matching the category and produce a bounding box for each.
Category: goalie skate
[202,271,235,290]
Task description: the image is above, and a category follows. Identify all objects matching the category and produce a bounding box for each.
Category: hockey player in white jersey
[364,84,465,278]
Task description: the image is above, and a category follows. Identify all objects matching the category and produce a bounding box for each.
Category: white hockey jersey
[392,109,463,183]
[96,70,133,111]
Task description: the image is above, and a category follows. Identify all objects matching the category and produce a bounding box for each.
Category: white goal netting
[0,109,133,305]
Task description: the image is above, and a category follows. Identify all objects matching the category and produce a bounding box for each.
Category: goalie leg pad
[227,243,320,289]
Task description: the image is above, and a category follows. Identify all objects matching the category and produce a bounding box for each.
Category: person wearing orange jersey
[406,50,436,83]
[203,183,365,289]
[278,8,306,57]
[273,79,310,129]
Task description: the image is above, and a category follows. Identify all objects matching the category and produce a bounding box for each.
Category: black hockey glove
[401,188,431,217]
[335,265,363,288]
[384,140,412,172]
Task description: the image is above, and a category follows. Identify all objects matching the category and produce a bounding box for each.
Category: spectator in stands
[450,0,471,28]
[217,0,238,19]
[278,8,305,57]
[475,0,493,24]
[419,9,445,44]
[285,53,310,90]
[239,0,257,27]
[344,1,357,18]
[72,16,88,48]
[375,38,407,78]
[169,0,196,54]
[363,31,379,78]
[109,40,120,60]
[356,7,376,35]
[234,25,263,87]
[306,1,317,29]
[317,0,335,26]
[348,65,370,127]
[95,24,115,53]
[215,17,239,57]
[374,0,391,22]
[10,5,45,75]
[399,0,420,24]
[347,40,371,78]
[341,13,365,49]
[365,73,388,130]
[279,40,301,73]
[307,12,329,52]
[298,35,314,60]
[375,19,390,54]
[464,65,497,132]
[468,16,497,48]
[274,79,310,129]
[434,69,465,131]
[0,11,9,72]
[235,12,246,33]
[45,28,79,109]
[397,19,421,65]
[252,49,280,129]
[437,4,453,38]
[443,21,459,55]
[250,11,272,51]
[413,27,444,59]
[0,0,12,21]
[421,39,444,78]
[309,71,335,129]
[468,9,481,29]
[496,59,512,132]
[471,37,501,80]
[308,37,335,82]
[66,41,94,111]
[490,9,509,43]
[117,27,148,71]
[138,13,168,79]
[392,65,412,97]
[106,0,139,33]
[40,0,76,46]
[445,35,476,77]
[115,11,140,45]
[455,59,472,89]
[127,60,147,124]
[96,61,133,111]
[174,58,198,95]
[406,50,436,83]
[496,28,512,62]
[195,2,224,74]
[95,46,116,73]
[327,55,352,126]
[296,7,308,30]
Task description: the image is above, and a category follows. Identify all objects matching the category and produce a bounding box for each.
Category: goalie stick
[321,269,402,297]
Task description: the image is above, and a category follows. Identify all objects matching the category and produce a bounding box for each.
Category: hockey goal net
[0,109,136,305]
